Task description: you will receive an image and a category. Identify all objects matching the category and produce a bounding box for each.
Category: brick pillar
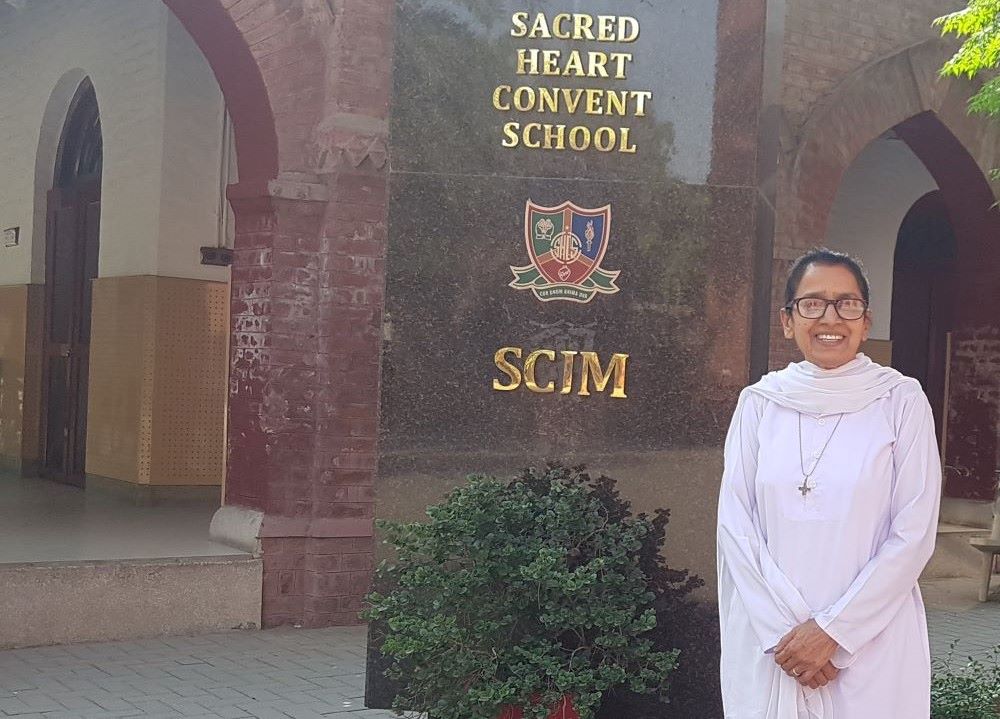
[181,0,393,628]
[225,167,386,628]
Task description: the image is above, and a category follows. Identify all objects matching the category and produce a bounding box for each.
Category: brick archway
[786,40,998,255]
[772,39,1000,501]
[162,0,394,627]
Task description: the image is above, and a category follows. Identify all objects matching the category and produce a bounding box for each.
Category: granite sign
[381,0,763,598]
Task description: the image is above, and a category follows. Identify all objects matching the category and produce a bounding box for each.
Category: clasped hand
[773,619,841,689]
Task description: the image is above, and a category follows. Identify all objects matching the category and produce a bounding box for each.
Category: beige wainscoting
[87,276,228,486]
[0,284,43,474]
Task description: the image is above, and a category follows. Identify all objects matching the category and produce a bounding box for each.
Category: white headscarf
[747,353,913,417]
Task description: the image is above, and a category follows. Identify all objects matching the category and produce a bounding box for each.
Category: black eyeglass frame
[784,297,870,321]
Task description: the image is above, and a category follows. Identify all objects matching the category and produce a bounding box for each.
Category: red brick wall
[782,0,943,139]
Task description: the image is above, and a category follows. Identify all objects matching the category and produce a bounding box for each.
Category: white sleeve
[812,383,941,661]
[718,388,813,653]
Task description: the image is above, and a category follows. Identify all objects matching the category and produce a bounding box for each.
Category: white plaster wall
[825,137,938,340]
[158,12,229,281]
[0,0,228,286]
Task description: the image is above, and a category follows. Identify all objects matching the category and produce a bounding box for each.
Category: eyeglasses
[785,297,868,320]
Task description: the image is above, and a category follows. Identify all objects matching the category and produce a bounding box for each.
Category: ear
[862,310,872,342]
[780,307,794,339]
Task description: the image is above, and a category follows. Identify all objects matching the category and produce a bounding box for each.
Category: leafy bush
[932,643,1000,719]
[364,464,696,719]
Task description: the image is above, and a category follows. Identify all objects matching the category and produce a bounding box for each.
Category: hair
[783,248,871,310]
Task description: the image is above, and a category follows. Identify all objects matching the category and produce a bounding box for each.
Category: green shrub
[932,643,1000,719]
[364,464,685,719]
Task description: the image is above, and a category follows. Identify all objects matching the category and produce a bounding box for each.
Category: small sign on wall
[3,227,18,247]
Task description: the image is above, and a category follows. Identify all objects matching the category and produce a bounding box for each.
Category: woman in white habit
[717,249,941,718]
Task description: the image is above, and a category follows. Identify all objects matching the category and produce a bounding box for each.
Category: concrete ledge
[210,505,264,555]
[940,497,993,529]
[924,524,990,580]
[0,556,262,649]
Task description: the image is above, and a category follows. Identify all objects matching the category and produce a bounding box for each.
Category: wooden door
[891,191,956,442]
[41,182,100,486]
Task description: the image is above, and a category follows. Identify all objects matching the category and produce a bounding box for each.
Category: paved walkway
[0,603,997,718]
[0,627,394,719]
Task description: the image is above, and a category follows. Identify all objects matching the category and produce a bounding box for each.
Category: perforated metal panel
[86,276,227,486]
[150,278,228,486]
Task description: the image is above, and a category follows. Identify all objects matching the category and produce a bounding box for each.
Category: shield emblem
[510,200,621,304]
[525,201,611,287]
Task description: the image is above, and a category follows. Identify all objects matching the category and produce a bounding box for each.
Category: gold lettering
[513,13,639,42]
[605,91,627,116]
[568,125,590,151]
[493,85,512,111]
[543,124,566,150]
[594,127,616,152]
[538,87,559,114]
[516,48,539,75]
[632,91,653,117]
[562,88,584,114]
[541,49,561,76]
[578,352,629,399]
[552,13,572,39]
[513,86,536,112]
[493,347,523,390]
[524,350,556,393]
[529,13,552,38]
[502,122,520,148]
[609,52,633,80]
[573,14,595,40]
[587,52,609,78]
[511,12,529,38]
[618,126,637,154]
[597,15,616,41]
[585,88,603,115]
[560,351,578,394]
[523,122,543,149]
[563,50,585,77]
[619,16,640,42]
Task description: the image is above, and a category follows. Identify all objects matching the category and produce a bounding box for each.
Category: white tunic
[717,360,941,719]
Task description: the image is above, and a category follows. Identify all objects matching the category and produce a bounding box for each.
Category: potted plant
[364,464,682,719]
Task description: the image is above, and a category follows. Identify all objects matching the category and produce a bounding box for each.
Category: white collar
[747,354,911,416]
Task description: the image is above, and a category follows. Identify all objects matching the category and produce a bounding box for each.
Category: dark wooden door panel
[48,204,77,346]
[41,184,100,487]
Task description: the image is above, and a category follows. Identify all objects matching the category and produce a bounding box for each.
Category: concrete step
[0,555,261,649]
[923,523,991,580]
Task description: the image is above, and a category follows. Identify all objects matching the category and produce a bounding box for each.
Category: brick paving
[0,626,398,719]
[0,607,997,718]
[928,604,1000,665]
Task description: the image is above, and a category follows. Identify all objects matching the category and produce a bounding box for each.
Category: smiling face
[781,262,872,369]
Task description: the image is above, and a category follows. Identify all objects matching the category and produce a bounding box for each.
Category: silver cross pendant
[798,476,813,497]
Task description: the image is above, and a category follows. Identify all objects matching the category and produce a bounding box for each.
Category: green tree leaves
[937,1,1000,116]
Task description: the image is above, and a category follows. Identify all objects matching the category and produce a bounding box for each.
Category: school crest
[509,200,621,303]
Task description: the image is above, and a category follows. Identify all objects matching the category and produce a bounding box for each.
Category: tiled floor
[0,597,996,718]
[0,475,239,564]
[0,626,396,719]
